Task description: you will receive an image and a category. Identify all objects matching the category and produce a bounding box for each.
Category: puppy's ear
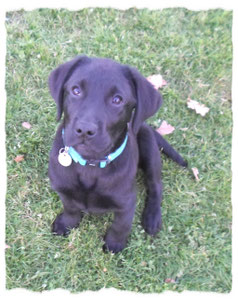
[48,55,90,120]
[128,67,163,134]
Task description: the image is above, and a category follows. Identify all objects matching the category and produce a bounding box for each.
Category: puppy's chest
[66,173,119,213]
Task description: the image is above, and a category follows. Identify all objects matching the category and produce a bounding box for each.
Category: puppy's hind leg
[138,124,163,235]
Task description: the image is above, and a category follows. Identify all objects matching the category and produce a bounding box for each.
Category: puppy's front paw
[102,240,126,254]
[103,232,127,253]
[142,206,162,235]
[52,213,71,236]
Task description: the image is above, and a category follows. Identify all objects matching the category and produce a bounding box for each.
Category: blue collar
[61,129,128,168]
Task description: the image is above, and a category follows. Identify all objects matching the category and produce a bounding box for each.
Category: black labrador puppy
[48,56,187,253]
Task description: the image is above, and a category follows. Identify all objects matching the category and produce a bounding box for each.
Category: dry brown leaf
[192,167,199,181]
[141,261,147,266]
[14,155,24,163]
[187,98,209,117]
[165,278,176,284]
[147,74,167,89]
[22,122,32,129]
[67,242,75,250]
[156,120,175,136]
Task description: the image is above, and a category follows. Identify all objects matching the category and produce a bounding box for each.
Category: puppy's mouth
[64,133,113,161]
[63,125,127,162]
[73,141,113,160]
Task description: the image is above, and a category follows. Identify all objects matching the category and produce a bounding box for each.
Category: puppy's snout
[75,122,98,138]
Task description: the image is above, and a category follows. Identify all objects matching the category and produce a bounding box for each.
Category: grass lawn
[5,8,232,293]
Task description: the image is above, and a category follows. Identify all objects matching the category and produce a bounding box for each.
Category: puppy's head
[49,56,162,159]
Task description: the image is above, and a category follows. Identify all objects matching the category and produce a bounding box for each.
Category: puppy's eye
[72,86,81,96]
[112,95,123,105]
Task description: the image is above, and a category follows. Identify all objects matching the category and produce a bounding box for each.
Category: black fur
[48,56,187,253]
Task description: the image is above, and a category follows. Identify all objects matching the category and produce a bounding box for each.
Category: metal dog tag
[58,147,72,167]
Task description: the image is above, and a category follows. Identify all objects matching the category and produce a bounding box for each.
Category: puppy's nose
[75,122,98,138]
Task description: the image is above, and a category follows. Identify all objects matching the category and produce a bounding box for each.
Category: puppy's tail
[153,129,188,167]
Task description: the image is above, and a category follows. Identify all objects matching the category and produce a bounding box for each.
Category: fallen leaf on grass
[14,155,24,163]
[147,74,167,89]
[187,98,209,117]
[192,167,199,181]
[156,120,175,135]
[22,122,32,129]
[165,278,176,284]
[67,242,75,250]
[141,261,147,266]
